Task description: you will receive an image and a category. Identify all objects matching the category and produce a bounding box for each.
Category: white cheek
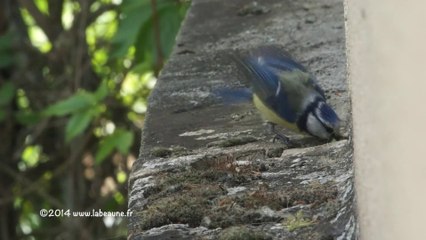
[315,102,324,116]
[306,113,329,139]
[315,102,333,129]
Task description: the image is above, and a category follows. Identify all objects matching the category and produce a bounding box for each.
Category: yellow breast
[253,94,300,132]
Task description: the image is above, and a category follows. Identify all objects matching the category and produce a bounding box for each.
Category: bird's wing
[253,46,326,99]
[235,54,298,123]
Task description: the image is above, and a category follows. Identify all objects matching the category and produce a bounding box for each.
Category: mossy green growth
[138,184,222,230]
[218,226,271,240]
[283,211,315,232]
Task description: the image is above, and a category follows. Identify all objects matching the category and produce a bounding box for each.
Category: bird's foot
[268,122,297,147]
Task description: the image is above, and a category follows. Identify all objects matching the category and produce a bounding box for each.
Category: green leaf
[110,0,188,67]
[115,129,134,153]
[116,171,127,184]
[158,5,185,59]
[0,82,16,106]
[0,109,6,122]
[110,1,151,59]
[65,109,95,142]
[95,129,134,164]
[121,0,149,12]
[0,31,13,51]
[15,111,41,125]
[34,0,49,15]
[22,145,42,168]
[94,80,109,101]
[130,62,152,74]
[43,91,97,116]
[95,134,116,164]
[134,2,186,68]
[0,54,13,68]
[0,23,18,68]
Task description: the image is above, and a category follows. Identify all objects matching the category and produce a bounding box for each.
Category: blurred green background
[0,0,189,239]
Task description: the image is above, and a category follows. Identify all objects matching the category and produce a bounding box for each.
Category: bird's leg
[267,122,291,145]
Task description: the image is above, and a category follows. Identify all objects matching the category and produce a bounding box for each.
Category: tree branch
[0,131,92,208]
[72,0,90,90]
[0,162,64,209]
[48,0,64,39]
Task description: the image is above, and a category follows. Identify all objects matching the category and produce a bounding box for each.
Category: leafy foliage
[0,31,15,68]
[96,128,134,163]
[0,82,15,121]
[112,0,188,73]
[0,0,189,239]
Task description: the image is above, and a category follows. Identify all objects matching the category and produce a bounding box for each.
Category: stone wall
[346,0,426,239]
[128,0,356,239]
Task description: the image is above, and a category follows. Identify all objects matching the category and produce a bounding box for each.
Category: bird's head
[304,101,340,139]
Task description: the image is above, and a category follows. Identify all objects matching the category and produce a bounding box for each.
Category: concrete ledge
[129,0,356,239]
[346,0,426,239]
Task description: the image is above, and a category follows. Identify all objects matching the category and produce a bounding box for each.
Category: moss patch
[236,181,338,210]
[139,184,222,230]
[219,226,272,240]
[139,153,339,231]
[283,210,315,232]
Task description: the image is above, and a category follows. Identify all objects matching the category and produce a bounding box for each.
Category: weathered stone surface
[129,0,356,239]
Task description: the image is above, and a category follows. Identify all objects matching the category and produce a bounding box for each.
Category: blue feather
[233,46,340,139]
[259,52,307,72]
[214,87,252,105]
[317,103,340,127]
[243,58,298,122]
[248,46,326,99]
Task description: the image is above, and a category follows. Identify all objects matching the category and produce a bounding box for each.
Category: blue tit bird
[234,46,340,141]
